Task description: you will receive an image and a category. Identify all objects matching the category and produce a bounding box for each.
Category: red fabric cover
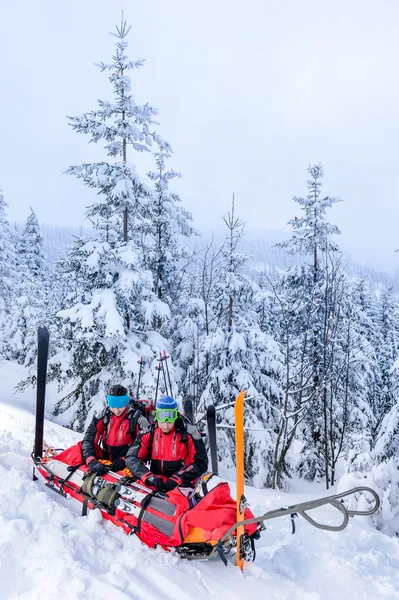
[53,442,89,467]
[166,482,258,546]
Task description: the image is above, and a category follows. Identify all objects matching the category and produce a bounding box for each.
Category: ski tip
[37,325,50,341]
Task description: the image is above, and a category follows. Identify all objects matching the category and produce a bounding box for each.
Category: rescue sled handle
[220,486,380,544]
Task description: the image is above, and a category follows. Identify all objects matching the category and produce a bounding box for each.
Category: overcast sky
[1,0,399,268]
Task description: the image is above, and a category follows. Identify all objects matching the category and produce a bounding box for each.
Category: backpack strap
[175,416,189,447]
[127,408,141,441]
[99,407,111,448]
[126,401,147,441]
[147,424,156,460]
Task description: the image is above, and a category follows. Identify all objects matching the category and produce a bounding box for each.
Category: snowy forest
[1,14,399,510]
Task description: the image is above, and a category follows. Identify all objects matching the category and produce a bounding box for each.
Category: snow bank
[2,361,399,599]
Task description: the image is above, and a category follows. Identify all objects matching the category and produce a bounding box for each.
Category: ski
[206,404,218,475]
[115,484,176,516]
[234,390,246,569]
[33,326,49,477]
[115,498,175,537]
[183,399,194,425]
[44,459,176,515]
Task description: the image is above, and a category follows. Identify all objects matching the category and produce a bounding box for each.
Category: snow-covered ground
[1,360,399,599]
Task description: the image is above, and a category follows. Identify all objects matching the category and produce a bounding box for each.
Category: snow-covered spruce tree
[338,285,399,535]
[19,207,45,277]
[266,264,316,489]
[146,149,196,332]
[191,198,284,486]
[370,288,399,461]
[173,237,226,414]
[4,208,47,366]
[0,189,17,355]
[51,14,173,430]
[276,164,345,487]
[374,288,399,431]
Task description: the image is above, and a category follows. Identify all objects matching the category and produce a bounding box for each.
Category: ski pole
[136,356,144,399]
[155,362,161,404]
[163,350,173,396]
[159,352,169,396]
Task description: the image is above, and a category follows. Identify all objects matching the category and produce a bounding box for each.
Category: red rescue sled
[33,445,260,562]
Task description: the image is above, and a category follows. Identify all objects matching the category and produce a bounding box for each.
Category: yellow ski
[234,390,246,569]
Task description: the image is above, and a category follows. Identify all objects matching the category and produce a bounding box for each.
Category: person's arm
[135,414,150,437]
[168,426,208,488]
[125,428,153,481]
[82,415,103,465]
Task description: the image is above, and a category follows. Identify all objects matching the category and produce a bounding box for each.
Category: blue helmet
[156,396,178,410]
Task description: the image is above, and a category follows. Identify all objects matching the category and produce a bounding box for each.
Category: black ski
[183,399,194,425]
[33,326,49,471]
[206,404,218,475]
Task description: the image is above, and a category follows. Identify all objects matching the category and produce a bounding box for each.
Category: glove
[164,478,179,492]
[146,476,165,492]
[110,458,126,472]
[87,459,108,476]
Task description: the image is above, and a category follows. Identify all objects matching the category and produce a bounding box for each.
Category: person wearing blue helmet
[82,385,150,476]
[126,396,208,492]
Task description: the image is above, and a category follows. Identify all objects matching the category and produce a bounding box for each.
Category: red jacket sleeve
[82,414,105,465]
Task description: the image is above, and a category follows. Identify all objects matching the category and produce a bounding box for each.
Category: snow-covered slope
[1,362,399,599]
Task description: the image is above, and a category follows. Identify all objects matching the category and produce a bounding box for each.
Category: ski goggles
[155,409,179,423]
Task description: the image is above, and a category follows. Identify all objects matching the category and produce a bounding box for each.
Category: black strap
[216,541,228,567]
[60,461,85,486]
[250,537,256,561]
[147,426,156,462]
[128,409,141,441]
[290,512,298,534]
[82,498,88,517]
[176,417,189,447]
[136,490,157,533]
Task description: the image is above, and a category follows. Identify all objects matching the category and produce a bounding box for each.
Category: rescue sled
[32,447,381,565]
[31,327,381,567]
[32,448,260,562]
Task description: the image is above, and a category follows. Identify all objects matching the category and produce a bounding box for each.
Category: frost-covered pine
[4,208,47,365]
[19,207,45,277]
[0,190,18,357]
[52,15,173,429]
[275,165,346,487]
[277,164,341,266]
[146,149,196,330]
[0,189,16,314]
[375,288,399,425]
[173,238,224,411]
[66,13,166,244]
[182,199,284,486]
